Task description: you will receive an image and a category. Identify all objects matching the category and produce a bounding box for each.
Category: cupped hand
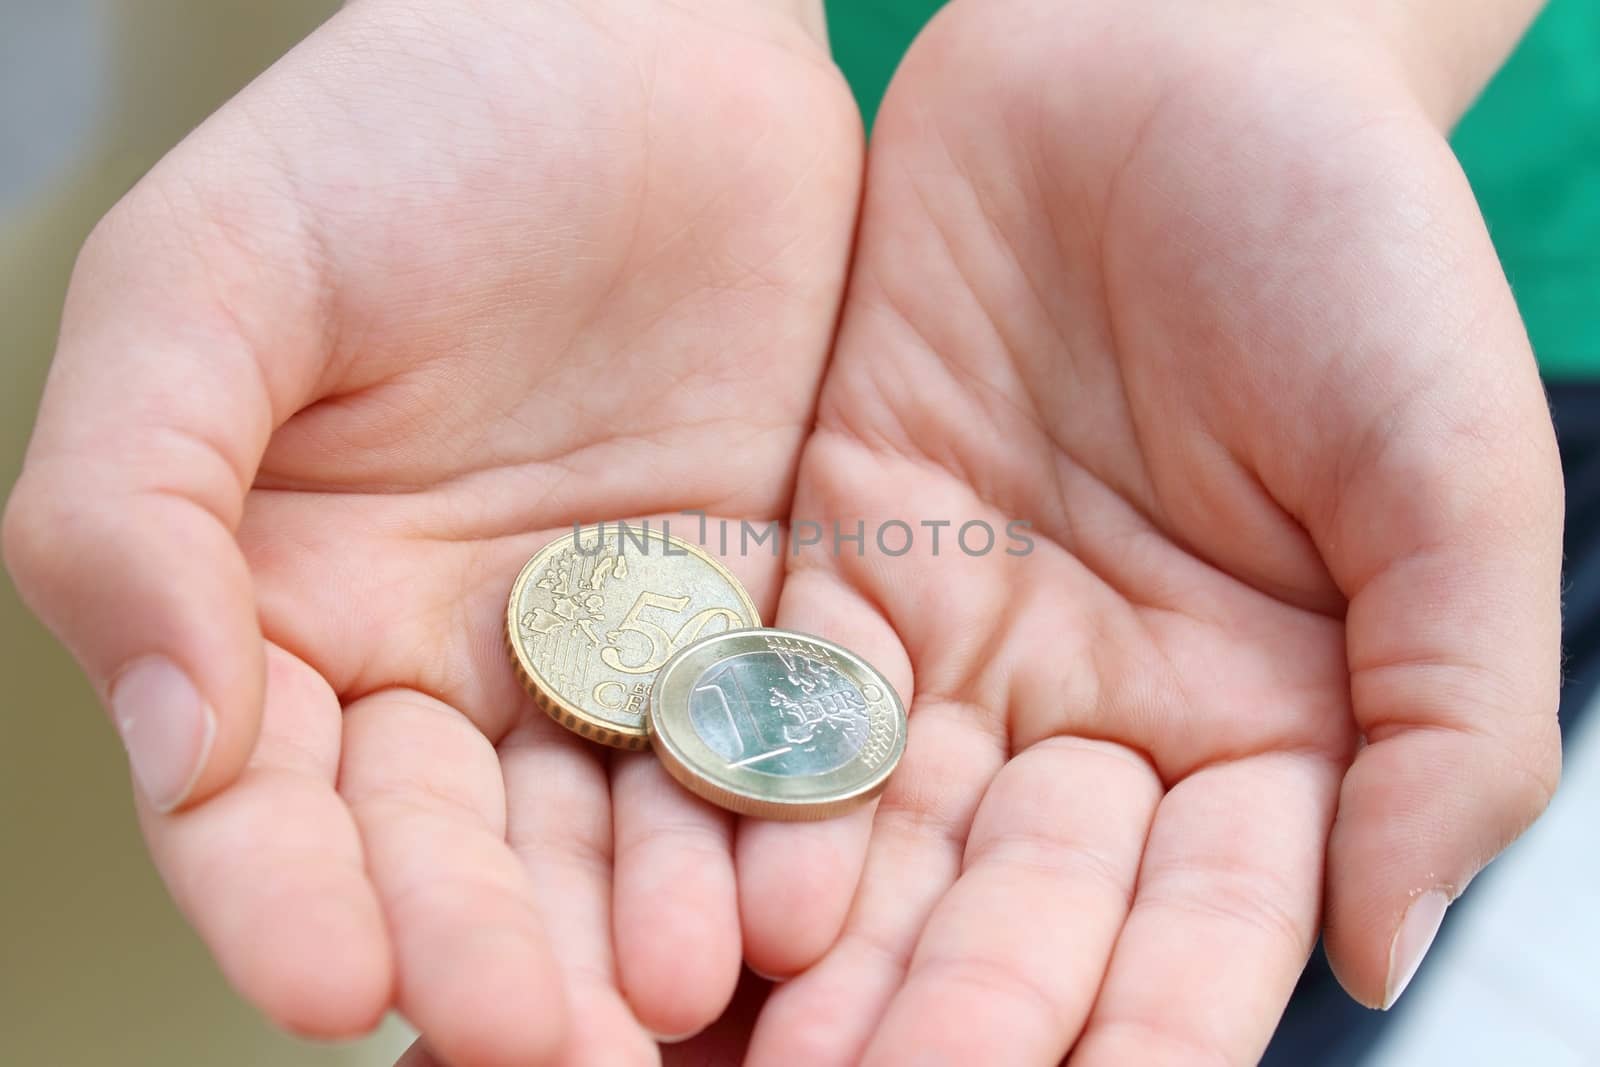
[3,1,860,1062]
[732,2,1563,1063]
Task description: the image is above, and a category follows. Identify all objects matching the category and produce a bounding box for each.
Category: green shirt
[827,0,1600,380]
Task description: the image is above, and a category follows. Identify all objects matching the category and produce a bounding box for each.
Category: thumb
[4,163,327,811]
[1308,258,1564,1006]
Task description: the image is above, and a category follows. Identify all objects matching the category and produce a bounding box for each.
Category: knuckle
[72,192,151,282]
[1514,718,1563,820]
[2,473,107,619]
[1479,716,1563,843]
[1,475,61,602]
[71,174,208,297]
[73,206,123,275]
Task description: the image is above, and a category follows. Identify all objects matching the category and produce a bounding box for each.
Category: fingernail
[647,1028,701,1045]
[1383,889,1450,1009]
[110,656,215,812]
[746,964,788,983]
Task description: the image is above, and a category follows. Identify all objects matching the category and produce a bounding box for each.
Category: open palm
[729,2,1563,1064]
[5,2,859,1063]
[7,1,1565,1065]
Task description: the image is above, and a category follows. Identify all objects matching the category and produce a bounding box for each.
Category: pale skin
[2,0,1563,1065]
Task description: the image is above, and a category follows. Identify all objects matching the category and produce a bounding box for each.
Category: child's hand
[730,2,1561,1062]
[4,2,860,1062]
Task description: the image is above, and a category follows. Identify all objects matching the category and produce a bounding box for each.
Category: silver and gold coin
[507,524,761,749]
[647,629,907,819]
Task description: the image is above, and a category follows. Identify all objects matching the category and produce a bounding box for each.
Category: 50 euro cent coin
[647,629,907,820]
[507,523,761,749]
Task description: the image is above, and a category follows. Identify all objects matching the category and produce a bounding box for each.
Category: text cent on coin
[507,524,761,749]
[648,629,907,819]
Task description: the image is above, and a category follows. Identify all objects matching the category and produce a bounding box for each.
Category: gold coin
[506,523,761,748]
[647,629,907,819]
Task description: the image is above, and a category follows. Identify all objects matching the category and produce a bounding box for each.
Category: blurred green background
[3,2,1596,1065]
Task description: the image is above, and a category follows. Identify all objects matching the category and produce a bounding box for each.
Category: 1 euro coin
[647,629,907,819]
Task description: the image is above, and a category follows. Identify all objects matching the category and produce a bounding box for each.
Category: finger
[744,699,1004,1067]
[2,159,328,810]
[862,738,1160,1066]
[736,561,912,977]
[612,751,740,1040]
[1323,427,1563,1008]
[499,714,658,1066]
[341,690,567,1067]
[662,967,772,1067]
[1224,127,1565,1008]
[1071,752,1339,1066]
[140,642,390,1037]
[737,806,875,978]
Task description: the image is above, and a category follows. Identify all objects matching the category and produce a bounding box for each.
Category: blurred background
[2,2,1597,1065]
